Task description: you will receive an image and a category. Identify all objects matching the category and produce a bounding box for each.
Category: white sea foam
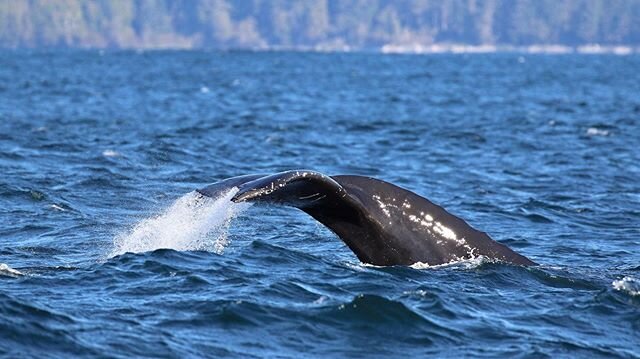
[410,255,488,270]
[0,263,23,277]
[110,189,250,257]
[586,127,610,136]
[352,256,489,271]
[612,276,640,296]
[102,149,120,157]
[50,204,66,211]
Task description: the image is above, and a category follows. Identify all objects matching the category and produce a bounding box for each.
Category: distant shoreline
[2,44,640,55]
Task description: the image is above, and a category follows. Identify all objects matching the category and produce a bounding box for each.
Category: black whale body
[197,170,535,267]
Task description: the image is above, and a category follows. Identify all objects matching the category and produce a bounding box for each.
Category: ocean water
[0,51,639,358]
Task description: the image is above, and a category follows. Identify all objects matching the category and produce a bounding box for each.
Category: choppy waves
[1,51,639,357]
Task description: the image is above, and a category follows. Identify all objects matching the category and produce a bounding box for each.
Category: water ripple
[1,51,639,357]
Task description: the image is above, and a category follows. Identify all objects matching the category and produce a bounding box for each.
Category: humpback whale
[197,170,535,267]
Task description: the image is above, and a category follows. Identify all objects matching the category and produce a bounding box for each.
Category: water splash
[410,255,489,270]
[612,276,640,296]
[110,189,250,257]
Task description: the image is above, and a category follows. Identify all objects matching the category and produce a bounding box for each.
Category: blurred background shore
[1,0,639,53]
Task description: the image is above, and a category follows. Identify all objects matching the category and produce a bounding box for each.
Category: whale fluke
[197,170,536,266]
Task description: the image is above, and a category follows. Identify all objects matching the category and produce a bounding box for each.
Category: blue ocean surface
[0,51,639,358]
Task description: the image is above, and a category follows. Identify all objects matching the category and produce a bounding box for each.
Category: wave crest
[0,263,23,277]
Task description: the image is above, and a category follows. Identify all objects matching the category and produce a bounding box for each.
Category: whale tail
[197,170,536,266]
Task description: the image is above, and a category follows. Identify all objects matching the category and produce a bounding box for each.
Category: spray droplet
[111,188,250,257]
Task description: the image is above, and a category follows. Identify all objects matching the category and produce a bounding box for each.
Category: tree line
[1,0,638,49]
